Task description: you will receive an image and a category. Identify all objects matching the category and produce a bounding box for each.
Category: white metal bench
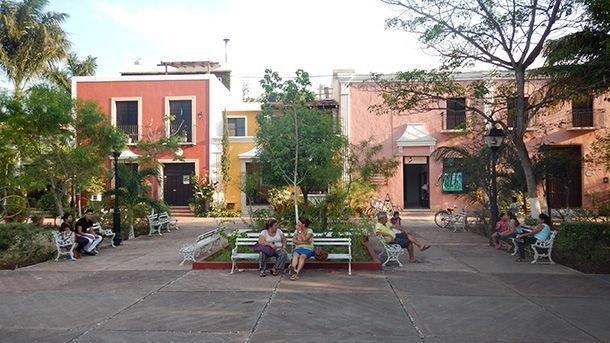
[231,236,352,275]
[376,235,404,267]
[179,229,221,265]
[511,230,557,264]
[92,223,116,247]
[158,212,178,231]
[52,231,76,261]
[147,214,169,236]
[530,230,557,264]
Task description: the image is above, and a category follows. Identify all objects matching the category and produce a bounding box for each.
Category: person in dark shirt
[74,209,102,255]
[59,213,86,258]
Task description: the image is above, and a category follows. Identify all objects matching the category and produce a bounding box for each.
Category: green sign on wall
[442,172,463,192]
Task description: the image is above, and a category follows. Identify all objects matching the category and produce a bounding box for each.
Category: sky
[39,0,440,98]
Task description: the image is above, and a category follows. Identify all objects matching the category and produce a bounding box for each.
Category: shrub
[0,223,55,269]
[554,221,610,273]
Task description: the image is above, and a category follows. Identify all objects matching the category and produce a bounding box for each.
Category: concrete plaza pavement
[1,216,609,342]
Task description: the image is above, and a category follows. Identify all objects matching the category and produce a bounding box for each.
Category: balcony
[567,108,606,130]
[117,124,139,143]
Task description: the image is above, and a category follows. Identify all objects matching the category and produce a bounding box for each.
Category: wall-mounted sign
[183,175,190,184]
[442,172,463,192]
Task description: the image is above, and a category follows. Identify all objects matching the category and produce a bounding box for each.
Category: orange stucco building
[73,73,230,206]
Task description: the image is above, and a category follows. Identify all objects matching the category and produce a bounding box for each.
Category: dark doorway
[545,146,582,208]
[403,157,429,209]
[163,163,195,206]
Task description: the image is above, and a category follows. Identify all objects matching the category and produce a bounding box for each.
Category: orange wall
[76,79,210,198]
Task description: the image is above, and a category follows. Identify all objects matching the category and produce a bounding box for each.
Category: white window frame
[111,97,142,144]
[227,115,248,137]
[164,96,197,144]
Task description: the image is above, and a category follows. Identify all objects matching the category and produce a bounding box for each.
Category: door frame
[158,159,199,203]
[402,156,430,209]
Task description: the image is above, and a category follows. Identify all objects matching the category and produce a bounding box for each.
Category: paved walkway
[1,216,609,342]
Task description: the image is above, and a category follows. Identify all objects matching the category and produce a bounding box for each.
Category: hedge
[0,223,55,269]
[554,221,610,273]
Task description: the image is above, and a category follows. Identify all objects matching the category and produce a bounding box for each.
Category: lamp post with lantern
[484,127,506,243]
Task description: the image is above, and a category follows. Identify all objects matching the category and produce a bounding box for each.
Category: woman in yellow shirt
[289,217,314,281]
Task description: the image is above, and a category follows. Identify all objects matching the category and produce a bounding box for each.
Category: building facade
[333,70,610,212]
[73,73,230,207]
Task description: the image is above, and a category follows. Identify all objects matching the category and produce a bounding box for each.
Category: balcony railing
[117,124,139,143]
[169,122,192,142]
[568,108,606,129]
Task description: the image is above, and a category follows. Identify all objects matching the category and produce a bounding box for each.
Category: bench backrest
[147,214,159,223]
[196,229,219,242]
[92,223,102,231]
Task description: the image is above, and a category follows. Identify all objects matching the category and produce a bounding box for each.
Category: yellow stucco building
[222,103,265,212]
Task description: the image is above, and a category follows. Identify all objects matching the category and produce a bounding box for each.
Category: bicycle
[365,193,400,218]
[434,207,467,232]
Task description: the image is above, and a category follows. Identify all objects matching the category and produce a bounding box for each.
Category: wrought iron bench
[179,229,221,265]
[92,223,116,247]
[52,231,76,261]
[376,235,404,267]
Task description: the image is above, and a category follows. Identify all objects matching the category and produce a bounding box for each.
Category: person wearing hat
[376,211,430,263]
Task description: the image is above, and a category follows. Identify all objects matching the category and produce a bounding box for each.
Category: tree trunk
[513,68,541,218]
[49,177,65,217]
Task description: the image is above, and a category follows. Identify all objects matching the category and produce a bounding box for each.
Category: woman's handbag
[253,243,275,256]
[313,246,328,261]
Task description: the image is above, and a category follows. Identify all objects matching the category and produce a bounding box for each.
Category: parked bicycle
[434,207,467,232]
[365,193,400,218]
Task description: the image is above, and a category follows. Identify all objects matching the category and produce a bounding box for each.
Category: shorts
[391,232,411,248]
[293,248,314,258]
[498,232,517,241]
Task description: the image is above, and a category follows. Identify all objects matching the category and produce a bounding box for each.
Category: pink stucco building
[333,70,610,212]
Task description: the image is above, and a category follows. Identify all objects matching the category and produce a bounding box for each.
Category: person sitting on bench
[376,211,430,263]
[74,209,103,256]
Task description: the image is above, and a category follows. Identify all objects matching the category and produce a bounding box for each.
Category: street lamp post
[484,127,506,245]
[112,151,122,246]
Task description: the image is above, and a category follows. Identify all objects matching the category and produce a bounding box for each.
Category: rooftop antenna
[223,38,230,64]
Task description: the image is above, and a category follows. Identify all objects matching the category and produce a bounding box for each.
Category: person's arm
[519,224,543,238]
[258,234,275,248]
[75,223,85,236]
[303,230,313,243]
[281,234,287,250]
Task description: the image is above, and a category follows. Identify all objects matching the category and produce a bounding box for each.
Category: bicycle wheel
[434,210,451,228]
[365,207,377,218]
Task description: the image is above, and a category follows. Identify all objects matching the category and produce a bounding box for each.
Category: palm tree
[117,164,158,239]
[45,52,97,93]
[0,0,70,99]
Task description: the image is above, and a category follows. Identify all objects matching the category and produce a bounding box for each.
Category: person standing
[74,209,103,255]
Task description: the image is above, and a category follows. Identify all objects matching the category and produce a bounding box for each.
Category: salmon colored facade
[333,70,610,213]
[73,74,230,206]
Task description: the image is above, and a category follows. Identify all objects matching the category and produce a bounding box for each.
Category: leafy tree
[116,164,157,239]
[3,85,125,216]
[0,0,69,98]
[585,133,610,172]
[541,0,610,96]
[345,138,400,191]
[256,69,346,219]
[220,110,231,193]
[374,0,579,217]
[45,52,98,93]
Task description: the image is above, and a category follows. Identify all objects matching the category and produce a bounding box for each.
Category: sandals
[259,270,267,277]
[288,265,295,275]
[290,274,299,281]
[421,245,431,252]
[270,269,279,276]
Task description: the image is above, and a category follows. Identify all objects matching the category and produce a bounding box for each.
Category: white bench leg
[348,259,352,276]
[230,259,236,274]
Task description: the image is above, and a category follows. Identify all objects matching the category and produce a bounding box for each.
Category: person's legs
[75,236,88,253]
[273,249,287,274]
[259,252,268,272]
[81,235,95,253]
[398,232,430,251]
[492,232,500,248]
[90,235,103,252]
[393,236,416,262]
[518,236,537,259]
[290,252,299,274]
[295,254,307,275]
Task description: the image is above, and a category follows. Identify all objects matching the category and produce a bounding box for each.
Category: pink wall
[346,82,610,211]
[75,79,210,198]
